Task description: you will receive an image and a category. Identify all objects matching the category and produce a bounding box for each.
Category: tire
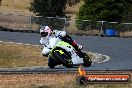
[82,52,92,67]
[48,58,56,68]
[53,48,73,68]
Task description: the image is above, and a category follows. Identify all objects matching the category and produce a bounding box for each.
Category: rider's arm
[40,37,49,45]
[55,31,66,38]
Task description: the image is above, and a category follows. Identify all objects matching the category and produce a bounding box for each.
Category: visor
[41,32,48,37]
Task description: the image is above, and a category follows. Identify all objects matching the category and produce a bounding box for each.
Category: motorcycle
[42,36,92,68]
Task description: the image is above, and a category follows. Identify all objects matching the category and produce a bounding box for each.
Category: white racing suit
[40,30,82,56]
[40,30,65,56]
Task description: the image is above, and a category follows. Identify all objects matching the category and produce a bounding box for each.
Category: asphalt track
[0,31,132,71]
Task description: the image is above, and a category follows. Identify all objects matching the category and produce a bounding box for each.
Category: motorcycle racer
[39,26,82,56]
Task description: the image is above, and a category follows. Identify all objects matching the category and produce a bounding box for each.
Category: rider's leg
[61,35,82,52]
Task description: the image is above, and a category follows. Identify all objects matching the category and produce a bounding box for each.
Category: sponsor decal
[76,66,131,84]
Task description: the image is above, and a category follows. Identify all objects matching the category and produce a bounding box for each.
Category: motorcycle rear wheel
[82,52,92,67]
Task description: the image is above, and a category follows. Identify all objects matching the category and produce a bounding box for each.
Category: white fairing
[56,43,84,64]
[41,36,84,65]
[41,37,61,55]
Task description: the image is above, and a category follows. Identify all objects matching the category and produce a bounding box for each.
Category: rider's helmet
[40,26,52,37]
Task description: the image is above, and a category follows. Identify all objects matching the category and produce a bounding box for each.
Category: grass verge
[0,42,98,68]
[0,73,132,88]
[0,42,47,68]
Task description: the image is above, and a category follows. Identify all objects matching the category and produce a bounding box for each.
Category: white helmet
[40,26,52,37]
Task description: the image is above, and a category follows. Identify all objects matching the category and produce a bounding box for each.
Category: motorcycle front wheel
[53,48,73,68]
[48,55,58,68]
